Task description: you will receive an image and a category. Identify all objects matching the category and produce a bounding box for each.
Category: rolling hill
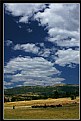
[4,84,79,102]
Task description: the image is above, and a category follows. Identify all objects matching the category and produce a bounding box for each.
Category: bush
[11,97,16,102]
[71,95,76,100]
[54,90,59,99]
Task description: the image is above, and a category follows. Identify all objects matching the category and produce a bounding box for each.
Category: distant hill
[4,84,79,102]
[4,84,79,96]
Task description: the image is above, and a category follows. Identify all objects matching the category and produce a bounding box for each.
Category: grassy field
[4,97,79,107]
[4,97,80,120]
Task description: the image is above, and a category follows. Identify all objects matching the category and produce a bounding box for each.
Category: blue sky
[4,3,80,89]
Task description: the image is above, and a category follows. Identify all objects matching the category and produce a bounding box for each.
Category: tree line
[4,89,79,102]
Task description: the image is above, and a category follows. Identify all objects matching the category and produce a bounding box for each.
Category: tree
[54,90,59,99]
[11,96,16,102]
[71,95,75,100]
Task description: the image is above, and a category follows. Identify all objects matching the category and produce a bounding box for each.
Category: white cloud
[27,28,32,33]
[13,43,55,57]
[13,43,40,54]
[55,38,79,47]
[48,28,79,47]
[13,44,21,50]
[4,56,60,74]
[5,3,80,48]
[39,43,44,47]
[34,3,80,48]
[4,81,13,86]
[38,48,51,57]
[55,49,79,66]
[34,6,64,28]
[5,3,46,23]
[4,56,64,86]
[13,42,55,58]
[19,25,22,28]
[6,40,13,46]
[13,42,53,58]
[23,77,64,86]
[4,3,80,88]
[19,16,29,23]
[48,28,79,41]
[35,3,79,31]
[34,3,80,66]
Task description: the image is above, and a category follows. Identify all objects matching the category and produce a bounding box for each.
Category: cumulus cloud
[6,40,13,46]
[5,3,80,49]
[48,28,79,47]
[34,6,64,28]
[19,16,29,23]
[5,3,79,48]
[27,28,32,33]
[55,49,79,66]
[18,25,22,28]
[39,43,44,47]
[4,81,13,86]
[4,56,60,74]
[13,42,54,58]
[5,3,46,23]
[34,3,80,48]
[4,3,79,88]
[12,41,80,67]
[13,43,40,54]
[38,48,51,57]
[55,38,79,47]
[4,56,64,86]
[34,3,80,67]
[35,3,79,30]
[13,42,56,58]
[23,77,64,86]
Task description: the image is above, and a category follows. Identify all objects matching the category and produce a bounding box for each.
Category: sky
[4,3,80,89]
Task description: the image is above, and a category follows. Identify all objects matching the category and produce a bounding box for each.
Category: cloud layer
[5,3,80,49]
[5,3,46,23]
[13,43,40,54]
[6,40,13,46]
[55,49,79,66]
[4,56,64,87]
[34,3,79,48]
[9,41,80,68]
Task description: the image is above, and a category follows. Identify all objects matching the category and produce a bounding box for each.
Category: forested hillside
[4,84,79,102]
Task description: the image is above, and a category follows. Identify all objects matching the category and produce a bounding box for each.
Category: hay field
[4,97,79,107]
[4,97,80,119]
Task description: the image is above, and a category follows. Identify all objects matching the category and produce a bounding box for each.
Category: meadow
[4,97,80,120]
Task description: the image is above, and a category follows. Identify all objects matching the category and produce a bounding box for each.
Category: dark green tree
[54,90,59,99]
[11,97,16,102]
[71,95,75,100]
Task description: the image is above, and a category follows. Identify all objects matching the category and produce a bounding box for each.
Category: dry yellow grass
[4,97,80,119]
[4,97,79,107]
[4,103,80,119]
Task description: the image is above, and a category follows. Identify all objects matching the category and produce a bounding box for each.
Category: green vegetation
[4,84,79,102]
[71,94,76,100]
[4,103,79,119]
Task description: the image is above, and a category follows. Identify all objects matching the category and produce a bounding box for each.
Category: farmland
[4,97,80,119]
[4,84,80,119]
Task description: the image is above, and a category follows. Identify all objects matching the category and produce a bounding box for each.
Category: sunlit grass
[4,97,79,107]
[4,103,79,119]
[4,97,80,119]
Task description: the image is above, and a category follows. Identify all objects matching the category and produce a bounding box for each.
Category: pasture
[4,97,80,119]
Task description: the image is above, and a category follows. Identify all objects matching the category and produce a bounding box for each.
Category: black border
[0,1,3,121]
[1,0,81,3]
[0,0,80,121]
